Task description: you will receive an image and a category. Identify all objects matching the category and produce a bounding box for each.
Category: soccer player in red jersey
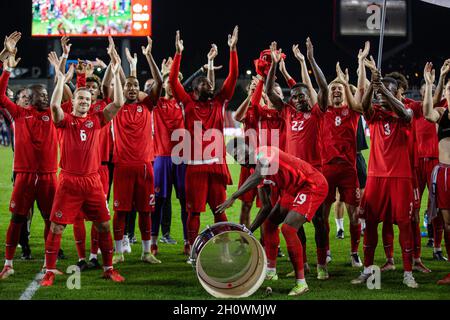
[168,27,239,254]
[379,71,431,273]
[422,62,450,285]
[0,34,60,280]
[266,40,329,279]
[352,69,419,288]
[111,37,162,265]
[40,57,125,287]
[217,139,328,296]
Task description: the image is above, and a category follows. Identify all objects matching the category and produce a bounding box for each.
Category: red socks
[281,224,304,279]
[5,221,23,260]
[73,218,86,260]
[412,220,422,260]
[187,212,200,246]
[398,222,413,272]
[45,231,62,270]
[433,215,444,249]
[113,211,127,241]
[350,222,361,253]
[382,221,394,260]
[91,225,99,255]
[98,231,114,268]
[138,212,151,241]
[263,220,279,268]
[43,219,51,243]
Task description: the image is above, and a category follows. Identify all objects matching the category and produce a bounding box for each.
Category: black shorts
[356,153,367,189]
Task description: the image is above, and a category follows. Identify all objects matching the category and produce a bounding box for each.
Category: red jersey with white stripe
[282,103,323,168]
[153,97,184,157]
[56,112,107,175]
[365,105,413,178]
[0,71,57,173]
[321,105,359,166]
[255,145,323,195]
[169,51,238,181]
[113,96,154,165]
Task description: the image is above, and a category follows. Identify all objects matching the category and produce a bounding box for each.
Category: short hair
[15,87,30,102]
[73,87,91,97]
[86,75,101,88]
[386,72,408,91]
[30,84,47,94]
[291,83,309,92]
[381,76,398,88]
[192,76,209,89]
[162,72,183,83]
[125,76,139,83]
[329,79,346,87]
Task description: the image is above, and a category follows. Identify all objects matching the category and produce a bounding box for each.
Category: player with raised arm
[40,57,125,286]
[168,28,239,256]
[111,36,163,265]
[351,64,418,288]
[217,138,328,296]
[0,32,60,279]
[422,62,450,285]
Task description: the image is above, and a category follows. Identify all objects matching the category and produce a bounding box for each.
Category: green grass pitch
[0,145,449,300]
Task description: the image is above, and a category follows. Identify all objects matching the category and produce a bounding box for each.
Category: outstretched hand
[4,31,21,55]
[216,197,236,214]
[61,36,72,56]
[358,41,370,61]
[48,51,62,70]
[292,44,305,62]
[440,59,450,76]
[270,41,282,64]
[161,57,173,75]
[336,62,349,84]
[125,47,138,66]
[228,25,239,50]
[424,62,435,85]
[4,54,21,69]
[175,30,184,53]
[207,44,218,60]
[306,37,314,61]
[141,36,153,56]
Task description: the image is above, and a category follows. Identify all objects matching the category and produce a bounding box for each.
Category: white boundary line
[18,272,44,300]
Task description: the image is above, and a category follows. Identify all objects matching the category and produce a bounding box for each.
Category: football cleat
[112,253,124,264]
[103,269,125,282]
[265,270,279,281]
[413,261,431,273]
[160,235,177,245]
[336,229,344,239]
[403,273,419,288]
[40,271,55,286]
[326,253,332,264]
[437,273,450,285]
[141,253,161,264]
[288,282,309,296]
[380,260,396,272]
[351,253,363,267]
[0,266,14,280]
[87,258,101,269]
[351,272,371,285]
[433,250,448,261]
[76,260,89,272]
[317,265,329,280]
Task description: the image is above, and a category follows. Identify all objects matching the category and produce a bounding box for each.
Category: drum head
[194,225,267,298]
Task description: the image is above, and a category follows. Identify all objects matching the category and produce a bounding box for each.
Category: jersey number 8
[335,116,342,126]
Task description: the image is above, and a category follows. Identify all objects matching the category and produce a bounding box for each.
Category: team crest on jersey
[41,115,50,122]
[155,187,160,193]
[10,201,15,208]
[94,105,101,112]
[114,200,119,207]
[303,112,311,119]
[85,120,94,129]
[342,108,349,116]
[137,106,143,113]
[55,211,63,218]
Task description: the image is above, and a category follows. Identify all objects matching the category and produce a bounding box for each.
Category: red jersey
[153,97,184,157]
[56,112,107,175]
[251,81,286,150]
[169,51,238,182]
[321,105,360,166]
[255,145,324,195]
[0,71,57,173]
[113,96,154,165]
[404,98,421,169]
[365,105,413,178]
[282,103,323,168]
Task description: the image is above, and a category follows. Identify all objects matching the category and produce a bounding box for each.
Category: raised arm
[60,36,71,75]
[169,31,192,105]
[0,31,21,66]
[125,47,137,78]
[433,59,450,106]
[234,77,258,122]
[50,69,67,124]
[265,41,284,111]
[356,41,370,103]
[377,81,411,121]
[336,62,363,113]
[141,36,162,106]
[279,58,297,88]
[423,62,443,123]
[103,62,125,122]
[0,56,21,116]
[217,26,239,102]
[207,44,218,91]
[292,44,318,105]
[306,37,328,111]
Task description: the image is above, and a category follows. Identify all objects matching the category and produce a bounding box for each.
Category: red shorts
[238,166,257,203]
[279,174,328,221]
[10,172,57,216]
[113,164,155,212]
[417,157,439,196]
[256,183,280,208]
[323,162,360,206]
[435,164,450,209]
[360,177,414,224]
[185,166,227,213]
[98,164,109,196]
[51,173,110,225]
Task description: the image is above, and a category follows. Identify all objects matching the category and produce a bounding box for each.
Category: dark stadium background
[0,0,448,103]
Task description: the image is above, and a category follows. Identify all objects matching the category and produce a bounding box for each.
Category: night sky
[0,0,449,87]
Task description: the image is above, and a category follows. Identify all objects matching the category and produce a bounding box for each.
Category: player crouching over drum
[217,137,328,296]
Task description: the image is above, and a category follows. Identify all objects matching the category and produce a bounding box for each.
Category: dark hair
[385,72,408,91]
[381,77,398,88]
[86,76,101,88]
[192,76,209,89]
[30,84,46,93]
[14,87,30,102]
[291,83,309,92]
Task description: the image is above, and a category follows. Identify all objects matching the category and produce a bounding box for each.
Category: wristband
[4,66,13,73]
[62,53,69,59]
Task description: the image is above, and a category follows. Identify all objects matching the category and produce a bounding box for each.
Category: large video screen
[32,0,151,37]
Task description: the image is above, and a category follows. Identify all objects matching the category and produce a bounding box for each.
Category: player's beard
[198,90,213,101]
